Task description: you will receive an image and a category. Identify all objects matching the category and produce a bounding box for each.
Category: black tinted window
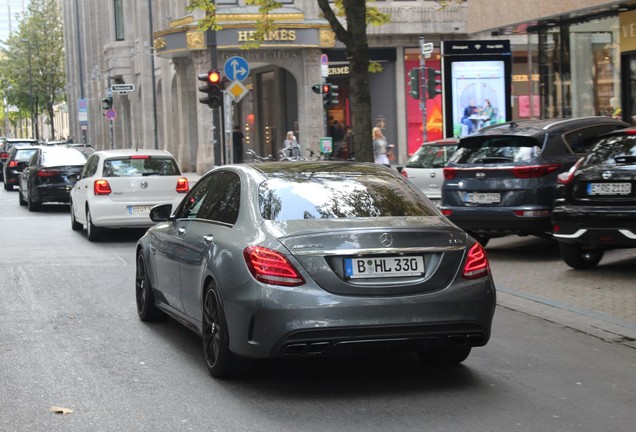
[406,144,457,168]
[176,173,219,219]
[197,172,241,224]
[450,136,540,164]
[585,134,636,166]
[259,172,436,221]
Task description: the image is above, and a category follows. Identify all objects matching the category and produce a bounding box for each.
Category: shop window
[114,0,124,41]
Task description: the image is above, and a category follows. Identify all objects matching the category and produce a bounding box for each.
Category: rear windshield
[42,149,88,166]
[406,144,457,168]
[585,134,636,166]
[102,157,181,177]
[259,173,437,221]
[449,136,541,164]
[15,149,38,162]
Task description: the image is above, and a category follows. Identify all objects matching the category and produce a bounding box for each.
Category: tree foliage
[0,0,65,139]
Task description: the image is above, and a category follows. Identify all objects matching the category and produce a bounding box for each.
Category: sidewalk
[487,236,636,349]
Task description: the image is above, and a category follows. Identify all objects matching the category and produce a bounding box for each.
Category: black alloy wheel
[558,242,604,270]
[135,252,164,321]
[86,208,102,241]
[418,347,472,366]
[202,282,237,378]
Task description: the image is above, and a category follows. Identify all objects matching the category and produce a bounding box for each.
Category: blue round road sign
[224,56,250,82]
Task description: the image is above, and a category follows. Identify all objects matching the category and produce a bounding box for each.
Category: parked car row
[401,117,634,269]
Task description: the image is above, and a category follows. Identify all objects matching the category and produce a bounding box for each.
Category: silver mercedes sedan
[135,162,496,378]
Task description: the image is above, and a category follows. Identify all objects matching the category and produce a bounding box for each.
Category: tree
[0,0,65,140]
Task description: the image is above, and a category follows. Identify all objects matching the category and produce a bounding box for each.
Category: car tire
[418,347,472,366]
[18,188,26,206]
[558,242,604,270]
[86,208,102,242]
[467,231,490,247]
[27,191,40,212]
[4,182,11,191]
[135,252,165,321]
[202,281,238,378]
[70,203,83,231]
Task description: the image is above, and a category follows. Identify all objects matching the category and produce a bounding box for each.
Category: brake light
[129,155,150,159]
[8,160,18,168]
[441,209,453,216]
[463,243,489,280]
[176,177,189,193]
[94,179,112,195]
[0,152,9,159]
[557,158,584,185]
[243,246,305,287]
[511,164,561,179]
[38,168,60,177]
[443,167,457,180]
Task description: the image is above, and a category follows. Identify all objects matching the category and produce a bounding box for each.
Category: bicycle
[245,149,274,162]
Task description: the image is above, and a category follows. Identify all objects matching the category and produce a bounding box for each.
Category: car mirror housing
[149,203,173,222]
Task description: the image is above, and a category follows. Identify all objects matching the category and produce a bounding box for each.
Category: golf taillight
[94,179,112,195]
[463,243,489,280]
[243,246,305,287]
[176,177,189,193]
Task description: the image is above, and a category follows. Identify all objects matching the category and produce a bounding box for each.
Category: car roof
[6,138,38,143]
[471,117,630,138]
[238,161,398,180]
[420,138,459,146]
[93,148,175,158]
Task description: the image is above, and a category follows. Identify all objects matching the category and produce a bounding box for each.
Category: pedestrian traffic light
[328,84,339,106]
[101,96,113,110]
[311,83,321,94]
[198,69,222,108]
[426,67,442,100]
[408,68,420,100]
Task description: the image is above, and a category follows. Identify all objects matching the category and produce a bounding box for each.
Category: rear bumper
[89,198,181,228]
[442,206,552,236]
[552,205,636,246]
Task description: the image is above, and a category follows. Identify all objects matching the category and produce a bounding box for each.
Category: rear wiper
[475,157,513,163]
[142,171,160,176]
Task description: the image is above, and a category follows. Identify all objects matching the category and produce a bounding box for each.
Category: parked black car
[440,117,630,246]
[552,127,636,269]
[0,138,39,182]
[3,145,42,190]
[18,146,88,211]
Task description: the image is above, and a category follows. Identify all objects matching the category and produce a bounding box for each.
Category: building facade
[62,0,467,172]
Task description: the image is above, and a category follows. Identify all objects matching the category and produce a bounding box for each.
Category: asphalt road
[1,188,635,432]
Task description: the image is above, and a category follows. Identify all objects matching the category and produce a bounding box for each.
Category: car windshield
[102,156,181,177]
[449,136,541,164]
[585,134,636,166]
[42,149,88,166]
[406,144,457,168]
[259,171,437,221]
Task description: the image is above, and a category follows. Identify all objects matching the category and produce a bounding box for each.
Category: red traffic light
[207,70,221,84]
[322,84,331,93]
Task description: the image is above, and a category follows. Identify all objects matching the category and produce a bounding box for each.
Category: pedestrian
[232,125,245,163]
[372,127,390,166]
[341,126,354,160]
[282,130,300,158]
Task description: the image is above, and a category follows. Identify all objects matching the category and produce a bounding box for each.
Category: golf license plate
[587,182,631,195]
[128,205,153,215]
[344,256,424,279]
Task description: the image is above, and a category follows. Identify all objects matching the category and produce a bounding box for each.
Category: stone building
[61,0,467,173]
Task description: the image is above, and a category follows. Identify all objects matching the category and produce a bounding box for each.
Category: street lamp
[21,38,35,139]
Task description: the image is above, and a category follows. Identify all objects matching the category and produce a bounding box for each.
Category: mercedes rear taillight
[463,243,489,280]
[94,179,112,195]
[244,246,305,287]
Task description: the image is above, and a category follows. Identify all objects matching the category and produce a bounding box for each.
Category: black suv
[3,145,42,190]
[0,138,39,182]
[440,117,629,246]
[552,127,636,269]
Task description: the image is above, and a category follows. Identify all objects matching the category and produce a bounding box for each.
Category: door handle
[203,235,214,244]
[177,227,185,235]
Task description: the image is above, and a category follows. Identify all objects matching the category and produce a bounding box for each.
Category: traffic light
[311,83,321,94]
[322,83,332,107]
[328,84,339,106]
[101,96,113,110]
[426,67,442,99]
[198,69,222,108]
[408,68,420,100]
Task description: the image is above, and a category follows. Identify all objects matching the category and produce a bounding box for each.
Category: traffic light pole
[419,37,428,145]
[206,2,223,166]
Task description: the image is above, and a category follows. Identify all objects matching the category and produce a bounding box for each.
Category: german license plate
[128,205,153,215]
[587,183,631,195]
[344,256,425,279]
[464,192,501,204]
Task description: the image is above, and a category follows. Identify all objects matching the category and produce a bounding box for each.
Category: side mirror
[149,203,173,222]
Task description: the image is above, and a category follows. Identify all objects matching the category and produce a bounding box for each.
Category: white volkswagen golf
[69,149,190,241]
